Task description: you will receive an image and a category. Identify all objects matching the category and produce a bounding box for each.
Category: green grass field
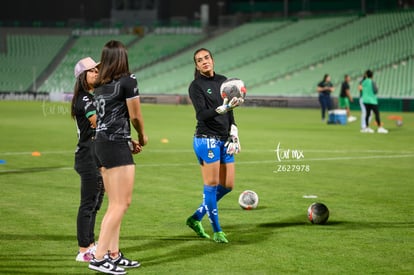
[0,101,413,274]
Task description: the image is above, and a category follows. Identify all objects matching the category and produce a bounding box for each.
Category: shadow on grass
[0,270,58,275]
[321,221,414,229]
[123,221,271,267]
[116,218,414,268]
[0,234,73,241]
[0,252,84,274]
[220,205,268,211]
[258,218,414,229]
[0,166,67,175]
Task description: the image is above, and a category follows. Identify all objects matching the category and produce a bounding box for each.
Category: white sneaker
[348,116,357,122]
[89,255,126,275]
[360,128,374,133]
[76,250,94,262]
[377,127,388,134]
[89,243,97,255]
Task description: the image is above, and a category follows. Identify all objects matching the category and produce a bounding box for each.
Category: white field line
[0,153,413,174]
[273,153,414,162]
[1,149,413,155]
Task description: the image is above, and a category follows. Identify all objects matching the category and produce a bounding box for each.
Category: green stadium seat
[1,10,413,99]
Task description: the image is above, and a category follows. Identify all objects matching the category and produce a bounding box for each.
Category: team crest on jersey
[130,74,136,79]
[82,96,89,102]
[208,150,214,159]
[206,88,212,94]
[85,101,93,110]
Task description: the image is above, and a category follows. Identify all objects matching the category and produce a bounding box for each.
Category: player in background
[360,70,388,134]
[316,74,335,122]
[186,48,242,243]
[71,57,104,262]
[89,40,148,275]
[358,72,371,130]
[339,74,357,122]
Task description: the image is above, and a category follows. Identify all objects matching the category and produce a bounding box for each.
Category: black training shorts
[94,140,134,169]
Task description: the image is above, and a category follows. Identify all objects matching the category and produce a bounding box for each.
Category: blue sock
[216,184,232,201]
[192,184,232,221]
[203,185,221,232]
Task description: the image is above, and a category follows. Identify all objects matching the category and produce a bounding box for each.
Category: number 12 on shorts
[206,138,216,149]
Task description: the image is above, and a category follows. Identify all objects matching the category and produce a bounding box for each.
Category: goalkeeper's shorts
[193,136,234,165]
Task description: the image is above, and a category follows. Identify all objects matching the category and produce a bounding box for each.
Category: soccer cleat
[76,250,94,262]
[377,127,388,134]
[111,251,140,269]
[213,231,228,243]
[186,216,210,239]
[89,255,126,275]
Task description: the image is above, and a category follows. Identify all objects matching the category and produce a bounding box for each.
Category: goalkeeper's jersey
[73,90,96,152]
[188,73,235,137]
[94,74,140,142]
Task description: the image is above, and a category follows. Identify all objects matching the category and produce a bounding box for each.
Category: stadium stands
[0,34,69,92]
[128,32,205,70]
[136,11,414,98]
[39,34,137,93]
[0,10,413,102]
[136,17,356,94]
[230,11,414,97]
[38,32,205,93]
[253,19,414,97]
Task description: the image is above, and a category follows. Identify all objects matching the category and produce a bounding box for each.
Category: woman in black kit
[71,57,104,262]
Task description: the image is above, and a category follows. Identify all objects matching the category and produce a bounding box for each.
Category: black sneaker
[111,251,141,269]
[88,255,126,275]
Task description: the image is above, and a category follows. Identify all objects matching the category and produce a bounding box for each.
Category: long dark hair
[193,48,213,79]
[95,40,130,86]
[71,72,90,119]
[322,74,330,82]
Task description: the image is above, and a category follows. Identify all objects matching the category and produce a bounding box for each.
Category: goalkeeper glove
[225,124,241,155]
[215,97,241,115]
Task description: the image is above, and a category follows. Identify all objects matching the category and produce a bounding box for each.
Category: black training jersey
[189,73,235,137]
[318,81,333,96]
[340,81,349,98]
[73,90,96,151]
[94,74,139,142]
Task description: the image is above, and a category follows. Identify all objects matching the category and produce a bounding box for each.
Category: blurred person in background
[359,70,388,134]
[339,74,357,122]
[317,74,335,122]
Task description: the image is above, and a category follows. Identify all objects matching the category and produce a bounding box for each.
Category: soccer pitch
[0,101,413,274]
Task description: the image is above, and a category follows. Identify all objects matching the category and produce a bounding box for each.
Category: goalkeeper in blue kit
[186,48,243,243]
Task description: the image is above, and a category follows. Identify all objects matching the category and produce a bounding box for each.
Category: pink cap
[74,57,100,78]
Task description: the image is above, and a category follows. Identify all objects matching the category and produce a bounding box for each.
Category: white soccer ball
[238,190,259,210]
[220,78,247,101]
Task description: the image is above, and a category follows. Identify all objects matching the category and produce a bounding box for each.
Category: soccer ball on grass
[307,202,329,224]
[238,190,259,210]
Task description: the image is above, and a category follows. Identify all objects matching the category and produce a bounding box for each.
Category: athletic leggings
[318,94,332,120]
[75,146,104,248]
[364,103,381,127]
